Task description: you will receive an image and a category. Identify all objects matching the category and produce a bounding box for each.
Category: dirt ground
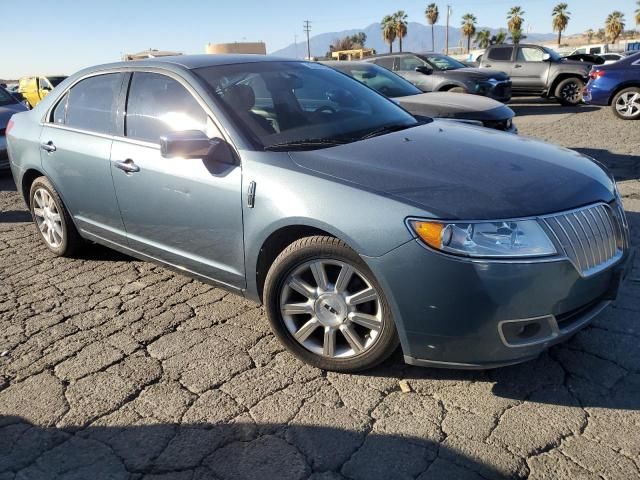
[1,98,639,479]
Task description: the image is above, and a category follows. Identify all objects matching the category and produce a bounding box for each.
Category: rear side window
[65,73,122,134]
[488,47,513,61]
[126,72,207,144]
[373,57,395,70]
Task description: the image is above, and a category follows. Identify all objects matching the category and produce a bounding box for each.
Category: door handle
[514,64,523,68]
[484,64,492,67]
[40,141,56,153]
[113,159,140,173]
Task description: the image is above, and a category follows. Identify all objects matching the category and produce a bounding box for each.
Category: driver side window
[517,47,545,62]
[399,56,424,71]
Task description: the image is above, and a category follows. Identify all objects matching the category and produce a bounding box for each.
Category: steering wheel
[314,105,337,114]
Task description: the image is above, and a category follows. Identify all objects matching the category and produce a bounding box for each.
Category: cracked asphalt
[1,98,640,479]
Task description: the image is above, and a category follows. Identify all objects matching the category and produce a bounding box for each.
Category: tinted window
[52,92,68,124]
[421,54,466,70]
[488,47,513,61]
[398,56,425,71]
[126,72,207,144]
[337,64,421,97]
[517,47,545,62]
[65,73,122,134]
[0,88,18,106]
[372,57,395,70]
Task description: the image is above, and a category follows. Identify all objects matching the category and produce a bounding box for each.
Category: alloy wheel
[615,92,640,118]
[279,259,383,359]
[560,81,582,104]
[33,188,64,248]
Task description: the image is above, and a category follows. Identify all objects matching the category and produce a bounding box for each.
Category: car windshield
[0,88,18,106]
[331,64,422,98]
[194,61,419,151]
[48,76,67,87]
[420,54,467,71]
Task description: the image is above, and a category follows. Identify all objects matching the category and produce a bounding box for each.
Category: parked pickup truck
[479,44,591,106]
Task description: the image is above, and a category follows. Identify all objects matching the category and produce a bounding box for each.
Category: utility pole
[445,5,451,55]
[303,20,312,60]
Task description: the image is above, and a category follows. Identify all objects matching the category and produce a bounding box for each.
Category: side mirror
[415,65,433,75]
[160,130,224,160]
[542,53,551,61]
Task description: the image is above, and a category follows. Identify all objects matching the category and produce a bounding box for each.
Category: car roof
[366,52,438,58]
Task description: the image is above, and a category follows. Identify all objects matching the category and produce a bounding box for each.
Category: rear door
[39,72,127,243]
[482,46,514,77]
[513,46,550,92]
[110,71,245,288]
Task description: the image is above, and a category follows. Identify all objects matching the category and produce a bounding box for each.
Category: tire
[555,77,584,106]
[29,176,81,257]
[611,87,640,120]
[448,87,467,94]
[264,236,399,372]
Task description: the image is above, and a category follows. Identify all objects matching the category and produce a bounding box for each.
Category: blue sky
[2,0,637,78]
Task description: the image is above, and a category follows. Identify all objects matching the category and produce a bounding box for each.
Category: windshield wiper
[357,124,415,141]
[264,138,349,152]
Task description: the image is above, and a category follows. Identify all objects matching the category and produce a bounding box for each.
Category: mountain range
[271,22,556,58]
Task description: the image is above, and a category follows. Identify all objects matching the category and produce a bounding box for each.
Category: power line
[303,20,312,59]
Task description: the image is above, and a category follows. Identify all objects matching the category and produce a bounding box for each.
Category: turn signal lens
[412,221,444,249]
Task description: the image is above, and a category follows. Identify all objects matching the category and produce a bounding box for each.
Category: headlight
[409,219,557,258]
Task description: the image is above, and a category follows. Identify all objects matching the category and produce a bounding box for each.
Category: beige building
[206,42,266,55]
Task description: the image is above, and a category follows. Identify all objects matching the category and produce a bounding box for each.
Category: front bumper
[365,238,634,369]
[478,80,512,103]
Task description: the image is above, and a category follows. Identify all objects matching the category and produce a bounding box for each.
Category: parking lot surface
[1,98,639,479]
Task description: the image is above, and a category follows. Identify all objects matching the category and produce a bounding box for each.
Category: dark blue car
[584,51,640,120]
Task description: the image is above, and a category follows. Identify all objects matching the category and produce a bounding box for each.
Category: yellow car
[18,75,67,108]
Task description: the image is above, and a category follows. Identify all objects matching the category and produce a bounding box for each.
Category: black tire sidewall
[29,177,77,256]
[556,78,584,106]
[612,88,640,120]
[264,236,399,372]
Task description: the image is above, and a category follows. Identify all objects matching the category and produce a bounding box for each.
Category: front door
[39,72,127,243]
[396,55,435,92]
[512,46,550,92]
[110,71,245,288]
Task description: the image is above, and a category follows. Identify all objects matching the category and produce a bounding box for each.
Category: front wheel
[555,77,584,106]
[612,88,640,120]
[448,87,467,94]
[264,236,399,372]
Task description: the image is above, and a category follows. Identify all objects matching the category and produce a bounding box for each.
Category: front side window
[517,47,545,62]
[65,73,122,134]
[195,61,418,150]
[398,56,425,71]
[421,54,466,71]
[488,47,513,61]
[126,72,207,144]
[340,65,422,97]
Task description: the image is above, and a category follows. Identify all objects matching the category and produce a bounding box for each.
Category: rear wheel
[555,77,584,106]
[264,236,399,372]
[612,88,640,120]
[29,177,81,257]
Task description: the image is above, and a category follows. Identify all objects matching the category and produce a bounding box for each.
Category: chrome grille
[541,203,628,276]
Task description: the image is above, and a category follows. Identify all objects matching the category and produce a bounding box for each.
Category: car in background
[0,87,28,169]
[323,61,516,133]
[599,53,625,65]
[363,52,512,102]
[7,55,632,371]
[584,52,640,120]
[18,75,67,108]
[479,44,591,106]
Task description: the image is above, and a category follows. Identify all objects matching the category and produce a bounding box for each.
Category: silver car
[6,55,633,372]
[0,88,28,169]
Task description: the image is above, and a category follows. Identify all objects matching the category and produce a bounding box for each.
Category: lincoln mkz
[6,55,633,371]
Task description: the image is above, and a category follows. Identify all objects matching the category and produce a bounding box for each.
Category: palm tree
[605,11,625,45]
[636,1,640,27]
[507,6,525,36]
[585,29,595,44]
[381,15,397,53]
[461,14,477,53]
[596,28,606,42]
[509,28,526,44]
[425,3,439,52]
[552,3,570,46]
[475,29,491,49]
[493,30,508,44]
[394,11,409,52]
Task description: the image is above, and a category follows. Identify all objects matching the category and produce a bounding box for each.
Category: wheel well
[608,83,640,106]
[439,84,464,92]
[255,225,334,301]
[549,74,584,96]
[21,168,44,207]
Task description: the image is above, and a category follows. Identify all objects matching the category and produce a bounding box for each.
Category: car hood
[442,67,510,81]
[288,121,614,220]
[394,92,514,121]
[0,103,27,128]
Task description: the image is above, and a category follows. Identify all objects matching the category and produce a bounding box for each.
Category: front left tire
[263,236,399,372]
[29,176,81,257]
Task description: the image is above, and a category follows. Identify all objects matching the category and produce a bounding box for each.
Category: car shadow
[510,97,600,117]
[0,173,17,191]
[0,210,32,223]
[0,415,511,479]
[573,148,640,182]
